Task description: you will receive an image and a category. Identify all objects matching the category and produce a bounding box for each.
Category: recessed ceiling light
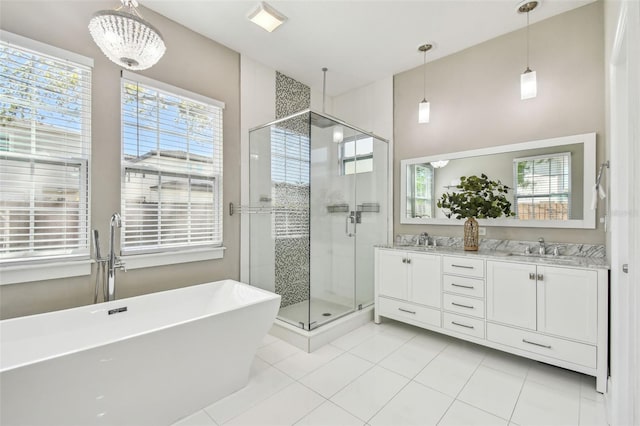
[248,2,287,33]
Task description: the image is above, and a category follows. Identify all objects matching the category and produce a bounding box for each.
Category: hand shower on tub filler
[92,212,126,303]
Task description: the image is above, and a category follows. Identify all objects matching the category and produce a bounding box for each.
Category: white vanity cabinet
[374,247,609,393]
[375,248,441,328]
[487,261,598,343]
[486,261,537,330]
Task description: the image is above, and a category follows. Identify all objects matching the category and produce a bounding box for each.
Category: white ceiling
[142,0,596,97]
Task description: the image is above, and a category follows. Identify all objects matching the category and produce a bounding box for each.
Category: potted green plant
[437,174,515,250]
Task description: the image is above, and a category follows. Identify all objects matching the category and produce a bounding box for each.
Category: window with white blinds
[514,152,571,220]
[0,34,92,263]
[121,73,224,255]
[270,126,309,238]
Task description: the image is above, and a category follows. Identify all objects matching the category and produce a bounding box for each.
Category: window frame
[119,71,225,260]
[340,136,374,176]
[513,152,572,220]
[0,31,93,284]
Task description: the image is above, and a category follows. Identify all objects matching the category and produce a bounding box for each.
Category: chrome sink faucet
[538,237,546,256]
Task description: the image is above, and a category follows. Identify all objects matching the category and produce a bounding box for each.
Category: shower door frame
[247,109,390,331]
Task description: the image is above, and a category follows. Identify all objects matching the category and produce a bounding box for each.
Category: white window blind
[0,34,92,263]
[121,73,223,254]
[514,152,571,220]
[270,127,309,238]
[407,163,434,218]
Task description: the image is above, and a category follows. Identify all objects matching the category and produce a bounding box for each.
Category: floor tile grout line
[507,364,530,423]
[451,349,487,400]
[399,335,452,381]
[295,351,377,400]
[362,372,414,424]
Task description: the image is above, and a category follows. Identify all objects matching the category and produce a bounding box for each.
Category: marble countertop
[377,244,610,270]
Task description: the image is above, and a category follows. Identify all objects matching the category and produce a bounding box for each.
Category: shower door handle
[345,213,354,237]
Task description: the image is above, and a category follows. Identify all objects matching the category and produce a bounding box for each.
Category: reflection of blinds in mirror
[407,164,435,218]
[270,127,309,238]
[514,152,571,220]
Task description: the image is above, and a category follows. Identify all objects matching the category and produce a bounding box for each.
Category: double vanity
[374,243,609,393]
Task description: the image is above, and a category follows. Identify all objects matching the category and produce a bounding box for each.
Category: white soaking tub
[0,279,280,426]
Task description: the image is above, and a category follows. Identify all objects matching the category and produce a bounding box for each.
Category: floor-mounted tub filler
[0,280,280,426]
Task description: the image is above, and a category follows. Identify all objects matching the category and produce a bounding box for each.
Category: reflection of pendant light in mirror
[333,126,344,143]
[89,0,166,70]
[418,43,432,124]
[430,160,449,168]
[518,0,539,100]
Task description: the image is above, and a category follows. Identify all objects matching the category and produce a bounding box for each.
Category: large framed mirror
[400,133,597,229]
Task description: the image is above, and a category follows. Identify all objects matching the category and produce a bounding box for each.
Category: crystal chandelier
[89,0,166,71]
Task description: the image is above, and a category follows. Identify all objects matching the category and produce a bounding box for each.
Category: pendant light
[89,0,166,71]
[518,1,539,100]
[418,44,432,124]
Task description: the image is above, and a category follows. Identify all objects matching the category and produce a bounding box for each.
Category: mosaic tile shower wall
[274,72,311,309]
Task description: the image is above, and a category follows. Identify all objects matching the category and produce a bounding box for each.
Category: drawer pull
[451,283,474,289]
[451,264,474,269]
[451,321,474,329]
[451,302,474,309]
[522,338,552,349]
[398,308,416,314]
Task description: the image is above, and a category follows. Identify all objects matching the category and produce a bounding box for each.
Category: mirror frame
[400,132,596,229]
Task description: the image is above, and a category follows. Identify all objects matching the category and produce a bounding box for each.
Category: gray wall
[394,2,605,244]
[0,1,241,319]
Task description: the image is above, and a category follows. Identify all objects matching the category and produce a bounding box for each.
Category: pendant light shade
[89,0,166,70]
[418,100,430,124]
[518,0,539,100]
[520,68,537,99]
[418,44,432,124]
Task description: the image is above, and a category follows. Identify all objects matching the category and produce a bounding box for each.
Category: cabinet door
[377,250,408,300]
[537,266,598,344]
[409,253,441,308]
[487,261,537,330]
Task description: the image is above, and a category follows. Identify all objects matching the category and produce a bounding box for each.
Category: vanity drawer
[378,297,441,328]
[487,322,596,368]
[443,312,485,339]
[443,274,484,298]
[443,293,485,319]
[442,256,485,278]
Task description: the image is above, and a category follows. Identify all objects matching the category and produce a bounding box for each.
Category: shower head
[310,114,336,129]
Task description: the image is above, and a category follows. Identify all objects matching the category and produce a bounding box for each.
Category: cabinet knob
[407,258,411,264]
[529,272,535,280]
[537,273,544,281]
[402,258,407,263]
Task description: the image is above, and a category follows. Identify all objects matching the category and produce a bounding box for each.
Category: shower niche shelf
[327,204,349,213]
[357,202,380,213]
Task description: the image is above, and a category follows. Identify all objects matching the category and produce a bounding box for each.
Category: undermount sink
[503,252,580,264]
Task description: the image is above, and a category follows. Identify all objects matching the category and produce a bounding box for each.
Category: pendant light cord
[322,67,327,113]
[526,11,530,70]
[422,49,427,102]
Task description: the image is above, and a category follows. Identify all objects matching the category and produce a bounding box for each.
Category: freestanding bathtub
[0,279,280,426]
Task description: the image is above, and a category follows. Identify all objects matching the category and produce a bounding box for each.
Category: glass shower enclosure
[248,110,389,330]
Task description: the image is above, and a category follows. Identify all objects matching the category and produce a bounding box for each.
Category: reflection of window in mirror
[407,163,435,218]
[341,137,374,175]
[513,152,571,220]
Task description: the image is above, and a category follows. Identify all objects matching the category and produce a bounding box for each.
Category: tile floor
[172,320,608,426]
